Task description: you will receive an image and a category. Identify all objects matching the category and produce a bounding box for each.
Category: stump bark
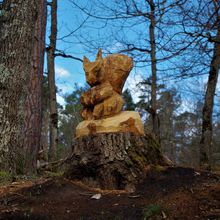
[65,132,165,191]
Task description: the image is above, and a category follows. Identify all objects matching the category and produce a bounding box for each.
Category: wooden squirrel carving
[81,49,133,120]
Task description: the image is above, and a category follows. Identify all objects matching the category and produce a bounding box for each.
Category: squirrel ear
[96,48,102,60]
[83,56,91,71]
[83,56,90,64]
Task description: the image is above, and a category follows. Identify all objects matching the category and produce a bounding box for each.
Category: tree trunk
[0,0,38,173]
[47,0,58,161]
[200,27,220,169]
[148,0,160,141]
[41,110,50,162]
[65,132,165,191]
[23,0,47,174]
[40,75,50,161]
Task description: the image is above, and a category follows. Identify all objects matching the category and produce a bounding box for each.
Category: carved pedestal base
[76,111,144,138]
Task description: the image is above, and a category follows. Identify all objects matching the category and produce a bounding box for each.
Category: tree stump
[65,132,165,191]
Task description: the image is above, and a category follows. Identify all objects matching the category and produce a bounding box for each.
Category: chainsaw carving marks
[81,49,133,120]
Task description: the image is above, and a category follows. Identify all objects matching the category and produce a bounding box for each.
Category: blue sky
[51,1,86,104]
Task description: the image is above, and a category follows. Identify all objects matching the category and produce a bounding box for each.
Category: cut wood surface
[76,111,144,138]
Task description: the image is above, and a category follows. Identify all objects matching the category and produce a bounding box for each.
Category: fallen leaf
[91,193,101,200]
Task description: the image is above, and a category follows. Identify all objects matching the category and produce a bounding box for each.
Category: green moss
[0,170,12,183]
[143,204,162,220]
[146,135,161,152]
[153,165,167,172]
[128,150,147,168]
[43,171,64,177]
[126,134,163,169]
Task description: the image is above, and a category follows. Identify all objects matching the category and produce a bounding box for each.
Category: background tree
[0,0,39,173]
[23,0,47,173]
[47,0,58,161]
[177,0,220,168]
[212,118,220,168]
[157,88,181,163]
[122,89,136,111]
[58,84,86,157]
[41,75,50,162]
[200,20,220,169]
[174,110,201,167]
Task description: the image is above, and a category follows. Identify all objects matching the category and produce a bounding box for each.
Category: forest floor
[0,167,219,220]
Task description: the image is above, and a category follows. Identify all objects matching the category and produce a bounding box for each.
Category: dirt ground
[0,167,219,220]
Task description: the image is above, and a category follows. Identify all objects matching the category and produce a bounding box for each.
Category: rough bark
[200,27,220,169]
[65,132,165,191]
[148,0,160,142]
[23,0,47,173]
[47,0,58,161]
[0,0,38,173]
